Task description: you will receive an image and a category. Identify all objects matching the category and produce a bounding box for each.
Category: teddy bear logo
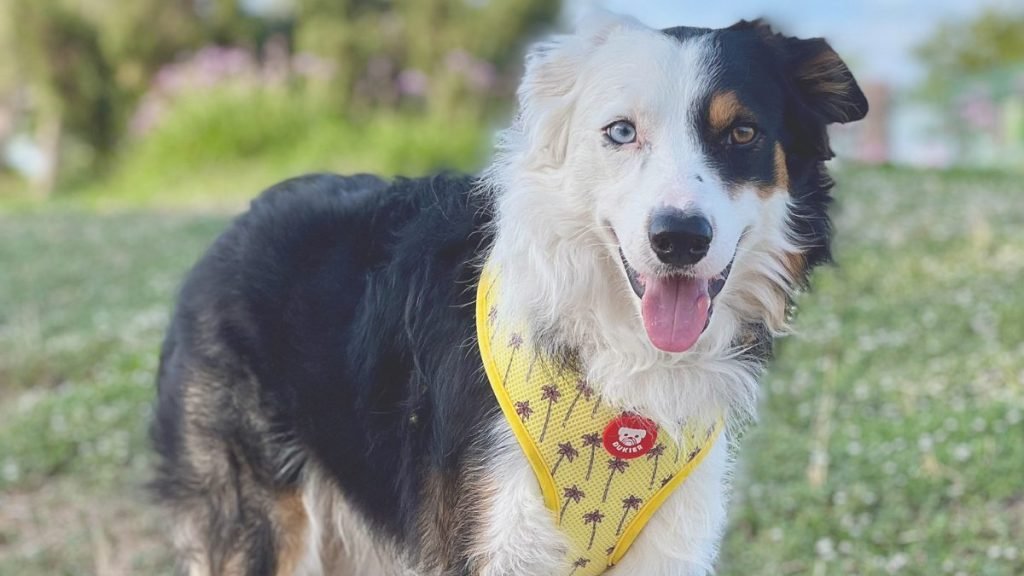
[617,426,647,447]
[603,414,658,459]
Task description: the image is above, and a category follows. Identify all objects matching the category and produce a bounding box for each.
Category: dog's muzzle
[619,249,733,353]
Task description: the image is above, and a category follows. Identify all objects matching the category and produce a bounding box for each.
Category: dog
[151,12,866,576]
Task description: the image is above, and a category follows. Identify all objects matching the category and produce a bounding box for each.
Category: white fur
[475,12,804,575]
[482,12,800,431]
[469,419,731,576]
[607,438,730,576]
[295,465,410,576]
[471,427,572,576]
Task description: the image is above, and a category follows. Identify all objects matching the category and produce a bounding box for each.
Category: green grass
[720,168,1024,575]
[0,166,1021,574]
[0,212,225,573]
[72,88,489,211]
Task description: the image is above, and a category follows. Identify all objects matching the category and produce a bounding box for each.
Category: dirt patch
[0,479,173,575]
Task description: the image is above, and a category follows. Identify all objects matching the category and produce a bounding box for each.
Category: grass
[0,166,1021,574]
[0,212,225,574]
[721,168,1024,575]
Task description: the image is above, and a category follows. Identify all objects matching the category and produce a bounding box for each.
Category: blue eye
[604,120,637,145]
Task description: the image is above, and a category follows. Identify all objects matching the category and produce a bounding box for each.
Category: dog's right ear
[515,12,644,164]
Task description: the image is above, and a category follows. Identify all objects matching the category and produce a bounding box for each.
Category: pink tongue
[640,276,711,353]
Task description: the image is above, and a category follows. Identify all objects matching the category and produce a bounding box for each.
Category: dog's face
[617,426,647,447]
[508,14,866,354]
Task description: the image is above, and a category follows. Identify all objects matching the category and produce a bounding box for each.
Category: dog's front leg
[469,425,569,576]
[606,440,730,576]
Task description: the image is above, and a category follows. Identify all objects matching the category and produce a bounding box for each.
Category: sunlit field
[1,166,1021,574]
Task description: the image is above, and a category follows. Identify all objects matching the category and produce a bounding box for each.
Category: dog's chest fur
[468,422,731,576]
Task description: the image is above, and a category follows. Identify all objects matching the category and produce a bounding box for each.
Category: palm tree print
[514,400,533,421]
[551,441,579,476]
[591,394,603,418]
[616,495,643,535]
[581,432,601,481]
[562,379,595,427]
[502,332,524,385]
[487,305,499,340]
[686,445,702,463]
[602,458,629,503]
[559,484,585,523]
[660,474,673,488]
[569,557,591,575]
[582,509,605,550]
[538,384,561,442]
[646,443,666,488]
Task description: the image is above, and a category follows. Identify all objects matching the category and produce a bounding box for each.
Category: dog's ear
[515,11,644,163]
[783,35,868,125]
[731,20,867,159]
[520,10,643,100]
[731,20,867,125]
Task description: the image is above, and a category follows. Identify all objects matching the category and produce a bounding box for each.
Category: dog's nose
[648,209,713,267]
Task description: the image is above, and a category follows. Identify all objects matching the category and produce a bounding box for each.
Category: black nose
[648,209,713,267]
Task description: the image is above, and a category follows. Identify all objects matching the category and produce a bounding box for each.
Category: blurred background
[0,0,1021,574]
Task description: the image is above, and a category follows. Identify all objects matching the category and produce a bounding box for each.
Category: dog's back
[151,173,495,574]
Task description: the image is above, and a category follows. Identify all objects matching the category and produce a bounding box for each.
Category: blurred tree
[915,9,1024,158]
[204,0,263,46]
[80,0,202,98]
[8,1,119,194]
[916,9,1024,104]
[294,0,558,117]
[1,0,269,194]
[0,2,15,95]
[1,0,559,195]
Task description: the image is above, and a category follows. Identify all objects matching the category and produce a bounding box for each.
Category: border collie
[152,12,866,576]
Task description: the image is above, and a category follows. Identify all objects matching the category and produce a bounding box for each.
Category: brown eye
[730,125,757,146]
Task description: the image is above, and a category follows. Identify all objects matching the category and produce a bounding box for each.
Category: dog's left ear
[783,35,868,125]
[514,11,645,164]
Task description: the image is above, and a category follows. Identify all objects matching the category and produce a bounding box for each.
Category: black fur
[152,173,496,572]
[662,23,866,363]
[698,21,867,275]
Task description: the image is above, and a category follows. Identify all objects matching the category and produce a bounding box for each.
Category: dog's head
[492,13,866,355]
[617,426,647,447]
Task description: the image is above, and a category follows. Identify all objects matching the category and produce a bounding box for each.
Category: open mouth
[619,249,733,354]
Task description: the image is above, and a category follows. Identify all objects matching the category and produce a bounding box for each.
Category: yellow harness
[476,264,723,575]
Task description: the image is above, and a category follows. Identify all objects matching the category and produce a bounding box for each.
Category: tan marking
[782,251,806,282]
[303,465,398,574]
[222,553,246,576]
[416,466,497,574]
[797,49,860,121]
[799,50,852,97]
[462,472,501,575]
[773,143,790,192]
[417,470,459,572]
[748,143,790,199]
[708,90,744,132]
[274,491,308,576]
